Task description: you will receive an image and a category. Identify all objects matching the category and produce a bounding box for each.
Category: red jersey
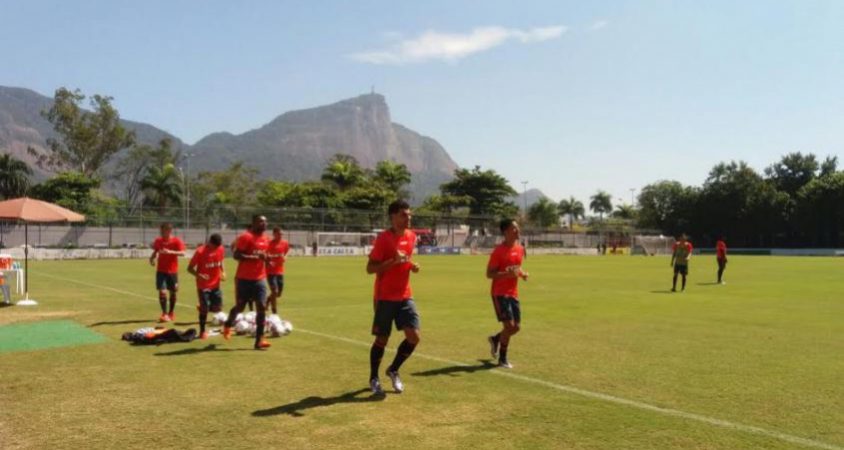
[672,241,694,264]
[267,239,290,275]
[153,236,185,274]
[189,245,225,290]
[488,242,524,298]
[369,229,416,301]
[716,240,727,260]
[234,230,269,281]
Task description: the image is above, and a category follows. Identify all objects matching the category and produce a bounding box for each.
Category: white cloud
[350,25,566,65]
[589,20,609,31]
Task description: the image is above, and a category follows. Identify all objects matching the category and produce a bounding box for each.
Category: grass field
[1,255,842,449]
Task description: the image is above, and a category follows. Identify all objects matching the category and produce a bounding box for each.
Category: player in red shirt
[266,226,290,315]
[366,200,421,395]
[716,236,728,284]
[222,215,272,350]
[149,223,186,322]
[487,219,529,369]
[671,234,694,292]
[188,233,226,339]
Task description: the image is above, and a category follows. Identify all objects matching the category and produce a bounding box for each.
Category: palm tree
[374,160,412,197]
[589,191,613,221]
[0,153,33,199]
[558,196,585,227]
[140,163,182,215]
[612,204,637,220]
[321,154,366,191]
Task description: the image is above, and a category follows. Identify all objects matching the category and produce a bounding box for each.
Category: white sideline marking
[38,272,843,450]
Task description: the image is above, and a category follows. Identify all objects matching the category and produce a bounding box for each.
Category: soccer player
[487,219,529,369]
[149,223,186,322]
[222,215,272,350]
[366,199,421,395]
[716,236,728,284]
[671,234,693,292]
[187,233,226,339]
[266,226,290,315]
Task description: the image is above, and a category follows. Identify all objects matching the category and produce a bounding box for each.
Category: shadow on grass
[89,319,152,327]
[153,344,252,356]
[252,388,385,417]
[0,302,14,308]
[411,359,496,377]
[173,321,198,327]
[696,282,721,286]
[650,290,675,294]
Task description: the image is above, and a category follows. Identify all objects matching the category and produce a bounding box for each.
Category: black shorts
[236,279,268,307]
[674,264,689,275]
[371,299,420,336]
[267,274,285,292]
[717,258,727,269]
[156,272,178,291]
[492,296,521,323]
[198,288,223,312]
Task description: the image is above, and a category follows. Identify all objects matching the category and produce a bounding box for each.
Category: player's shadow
[89,319,152,327]
[153,344,251,356]
[174,321,198,326]
[411,359,497,377]
[252,388,385,417]
[650,290,675,294]
[696,282,721,286]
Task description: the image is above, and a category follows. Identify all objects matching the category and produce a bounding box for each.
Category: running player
[487,219,529,369]
[716,236,728,284]
[671,234,693,292]
[222,215,272,350]
[266,226,290,315]
[366,200,421,395]
[187,233,226,339]
[149,223,186,322]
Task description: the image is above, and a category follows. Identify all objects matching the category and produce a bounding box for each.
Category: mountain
[510,188,551,210]
[0,86,183,180]
[0,86,459,200]
[189,93,458,201]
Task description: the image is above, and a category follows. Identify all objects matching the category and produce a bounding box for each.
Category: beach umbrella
[0,197,85,305]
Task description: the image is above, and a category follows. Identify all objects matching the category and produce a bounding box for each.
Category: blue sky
[2,0,843,206]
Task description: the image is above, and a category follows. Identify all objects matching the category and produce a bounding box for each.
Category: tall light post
[183,152,194,231]
[629,188,636,207]
[521,181,529,215]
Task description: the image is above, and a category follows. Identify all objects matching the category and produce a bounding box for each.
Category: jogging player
[671,234,693,292]
[149,223,186,322]
[187,233,226,339]
[487,219,529,369]
[266,226,290,315]
[716,236,728,284]
[366,200,421,395]
[223,215,272,350]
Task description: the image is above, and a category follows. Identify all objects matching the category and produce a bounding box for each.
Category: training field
[1,255,842,449]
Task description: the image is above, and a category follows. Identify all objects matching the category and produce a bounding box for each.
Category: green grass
[0,255,842,449]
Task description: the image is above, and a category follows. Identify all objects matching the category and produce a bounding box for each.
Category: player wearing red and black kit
[222,215,272,350]
[188,233,226,339]
[366,200,421,395]
[671,234,693,292]
[149,223,186,322]
[266,226,290,315]
[716,237,728,284]
[487,219,529,369]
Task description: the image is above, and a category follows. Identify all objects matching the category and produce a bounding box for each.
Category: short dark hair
[273,226,282,232]
[252,214,266,223]
[209,233,222,246]
[387,199,410,216]
[499,218,516,233]
[160,222,172,230]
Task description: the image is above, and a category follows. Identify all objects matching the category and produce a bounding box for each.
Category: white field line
[37,272,843,450]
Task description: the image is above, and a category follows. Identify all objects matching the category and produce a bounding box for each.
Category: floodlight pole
[521,181,528,215]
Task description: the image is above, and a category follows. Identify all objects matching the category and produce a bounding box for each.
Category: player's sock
[492,333,501,345]
[168,292,177,316]
[672,275,678,291]
[370,342,385,380]
[499,342,509,363]
[388,339,417,372]
[158,292,167,313]
[682,276,687,290]
[254,311,266,346]
[199,311,207,334]
[224,306,239,328]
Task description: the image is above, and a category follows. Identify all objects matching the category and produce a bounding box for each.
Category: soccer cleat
[168,313,175,322]
[498,360,513,369]
[200,331,209,340]
[369,378,385,395]
[158,313,169,323]
[254,339,272,350]
[386,369,404,393]
[222,326,232,340]
[487,335,499,358]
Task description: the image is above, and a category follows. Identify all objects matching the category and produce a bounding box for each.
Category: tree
[31,87,135,177]
[557,197,585,227]
[440,166,518,217]
[612,204,638,220]
[527,197,559,228]
[636,181,696,234]
[796,172,844,246]
[820,156,838,177]
[29,171,101,213]
[373,160,412,198]
[140,163,182,215]
[321,154,367,191]
[112,139,179,211]
[589,191,613,220]
[0,153,33,199]
[192,162,259,221]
